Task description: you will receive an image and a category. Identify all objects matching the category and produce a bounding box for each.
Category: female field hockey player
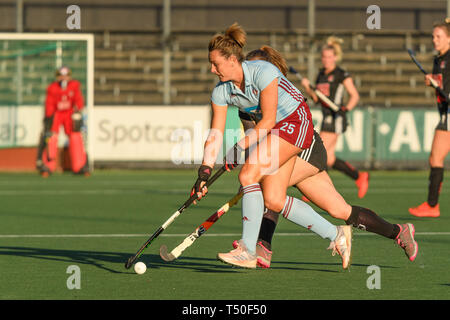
[409,19,450,218]
[236,46,418,268]
[300,37,370,199]
[190,23,352,269]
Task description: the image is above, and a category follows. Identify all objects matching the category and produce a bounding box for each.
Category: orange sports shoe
[355,172,370,199]
[409,202,440,218]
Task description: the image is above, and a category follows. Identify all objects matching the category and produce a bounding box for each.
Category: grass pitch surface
[0,169,449,300]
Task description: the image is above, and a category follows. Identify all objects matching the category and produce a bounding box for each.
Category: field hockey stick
[124,165,227,269]
[159,191,243,262]
[407,49,449,102]
[289,66,341,112]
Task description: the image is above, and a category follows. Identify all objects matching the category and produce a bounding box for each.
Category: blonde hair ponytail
[322,36,344,62]
[433,18,450,36]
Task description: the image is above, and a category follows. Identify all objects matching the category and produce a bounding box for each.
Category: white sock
[282,196,337,241]
[241,183,264,254]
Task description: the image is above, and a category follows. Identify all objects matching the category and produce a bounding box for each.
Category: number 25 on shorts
[279,122,296,134]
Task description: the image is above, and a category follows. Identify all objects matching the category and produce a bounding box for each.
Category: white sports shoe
[328,225,352,269]
[217,240,257,269]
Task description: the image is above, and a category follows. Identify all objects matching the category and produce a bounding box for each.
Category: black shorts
[320,108,348,134]
[238,110,255,122]
[297,131,328,172]
[436,108,449,131]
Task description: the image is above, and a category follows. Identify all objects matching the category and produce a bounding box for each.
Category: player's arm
[70,82,85,131]
[73,81,85,111]
[424,74,433,87]
[442,65,450,98]
[44,85,57,118]
[191,101,227,203]
[202,102,227,168]
[239,78,278,151]
[425,71,448,102]
[220,80,277,175]
[342,77,359,111]
[43,86,56,133]
[301,78,319,103]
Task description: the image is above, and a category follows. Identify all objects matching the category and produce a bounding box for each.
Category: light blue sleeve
[211,83,228,106]
[253,61,282,91]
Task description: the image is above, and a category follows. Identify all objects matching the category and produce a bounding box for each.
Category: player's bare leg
[410,130,450,217]
[218,134,299,269]
[296,170,351,220]
[261,141,348,268]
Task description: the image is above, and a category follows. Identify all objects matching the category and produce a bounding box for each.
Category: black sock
[332,158,359,180]
[346,206,400,239]
[428,167,444,207]
[257,211,278,250]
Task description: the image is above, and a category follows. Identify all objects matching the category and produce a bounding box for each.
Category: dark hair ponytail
[246,46,288,76]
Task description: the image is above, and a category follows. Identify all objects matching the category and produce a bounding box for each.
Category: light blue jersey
[211,60,306,123]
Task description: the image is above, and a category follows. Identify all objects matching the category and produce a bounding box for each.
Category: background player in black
[409,19,450,218]
[300,37,370,199]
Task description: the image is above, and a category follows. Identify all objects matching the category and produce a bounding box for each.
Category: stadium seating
[0,30,436,107]
[90,29,437,108]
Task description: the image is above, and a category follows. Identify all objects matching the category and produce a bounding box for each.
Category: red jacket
[45,80,84,117]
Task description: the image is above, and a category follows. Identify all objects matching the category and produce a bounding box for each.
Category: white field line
[0,232,449,239]
[0,188,448,195]
[0,180,183,186]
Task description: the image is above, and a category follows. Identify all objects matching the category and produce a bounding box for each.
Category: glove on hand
[191,165,213,197]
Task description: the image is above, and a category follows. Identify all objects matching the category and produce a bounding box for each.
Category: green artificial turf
[0,169,449,300]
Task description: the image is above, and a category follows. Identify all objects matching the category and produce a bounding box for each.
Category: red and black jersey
[45,80,84,117]
[432,49,450,111]
[315,66,350,111]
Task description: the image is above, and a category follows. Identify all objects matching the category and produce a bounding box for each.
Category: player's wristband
[191,165,213,197]
[197,165,212,181]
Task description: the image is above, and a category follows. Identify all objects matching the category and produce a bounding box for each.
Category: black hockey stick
[407,49,448,102]
[124,165,227,269]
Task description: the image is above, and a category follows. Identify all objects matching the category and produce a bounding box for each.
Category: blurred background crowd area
[0,0,448,107]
